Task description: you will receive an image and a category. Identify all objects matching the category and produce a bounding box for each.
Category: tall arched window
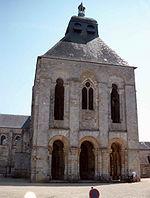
[148,156,150,164]
[82,82,94,110]
[54,78,64,120]
[80,141,95,180]
[89,87,93,110]
[0,135,7,145]
[111,84,120,123]
[82,87,87,109]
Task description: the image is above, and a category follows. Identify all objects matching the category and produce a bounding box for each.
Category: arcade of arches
[51,140,65,180]
[80,141,95,180]
[49,137,127,181]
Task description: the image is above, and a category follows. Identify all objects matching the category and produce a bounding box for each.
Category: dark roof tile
[43,15,129,66]
[43,37,129,66]
[0,114,30,129]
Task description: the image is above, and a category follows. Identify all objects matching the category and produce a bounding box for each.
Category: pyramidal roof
[43,4,129,66]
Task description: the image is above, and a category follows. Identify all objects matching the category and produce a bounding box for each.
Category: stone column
[69,81,80,146]
[124,148,128,179]
[98,82,109,147]
[31,77,51,182]
[63,148,68,180]
[125,84,140,177]
[7,130,13,175]
[120,148,127,179]
[31,147,37,182]
[69,81,80,180]
[98,82,109,181]
[48,146,52,180]
[33,146,49,182]
[99,149,103,179]
[101,149,110,181]
[68,147,80,181]
[94,148,101,180]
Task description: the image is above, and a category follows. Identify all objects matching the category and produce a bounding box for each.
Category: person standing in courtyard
[89,187,100,198]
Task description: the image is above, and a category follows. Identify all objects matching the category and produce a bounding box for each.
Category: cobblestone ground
[0,178,149,198]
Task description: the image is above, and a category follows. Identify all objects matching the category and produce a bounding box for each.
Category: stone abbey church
[0,4,149,182]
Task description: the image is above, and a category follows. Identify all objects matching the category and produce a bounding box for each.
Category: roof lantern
[78,3,85,17]
[43,4,129,66]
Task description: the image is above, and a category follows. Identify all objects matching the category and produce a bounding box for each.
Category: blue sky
[0,0,150,141]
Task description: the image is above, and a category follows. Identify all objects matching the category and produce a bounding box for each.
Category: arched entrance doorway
[80,141,95,180]
[51,140,64,180]
[110,142,121,180]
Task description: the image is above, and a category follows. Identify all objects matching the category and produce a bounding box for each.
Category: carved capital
[70,146,79,155]
[48,145,53,155]
[63,148,68,155]
[108,149,112,154]
[32,156,41,161]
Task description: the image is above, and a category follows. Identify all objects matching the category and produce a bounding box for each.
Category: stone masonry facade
[31,57,140,182]
[0,4,149,182]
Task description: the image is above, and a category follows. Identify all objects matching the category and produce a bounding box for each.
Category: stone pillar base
[31,171,49,183]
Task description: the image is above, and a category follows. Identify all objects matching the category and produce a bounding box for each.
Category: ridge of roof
[0,113,30,117]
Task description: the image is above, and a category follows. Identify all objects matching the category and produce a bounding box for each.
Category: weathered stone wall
[31,56,140,182]
[14,152,30,178]
[139,150,150,178]
[0,145,9,174]
[0,128,22,175]
[0,127,30,177]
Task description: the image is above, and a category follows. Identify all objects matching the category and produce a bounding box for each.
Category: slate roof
[44,37,129,66]
[43,15,129,66]
[139,142,150,150]
[0,114,30,129]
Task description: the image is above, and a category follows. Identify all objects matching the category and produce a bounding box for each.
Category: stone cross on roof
[78,3,85,17]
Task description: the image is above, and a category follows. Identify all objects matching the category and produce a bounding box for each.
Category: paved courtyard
[0,178,149,198]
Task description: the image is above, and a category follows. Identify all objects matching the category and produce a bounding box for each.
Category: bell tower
[31,4,140,182]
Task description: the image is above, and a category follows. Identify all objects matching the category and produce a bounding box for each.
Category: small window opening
[82,87,87,109]
[0,135,7,145]
[87,25,95,34]
[54,78,64,120]
[89,87,93,110]
[73,23,82,33]
[14,135,21,145]
[111,84,120,123]
[82,81,94,110]
[85,82,90,87]
[148,156,150,164]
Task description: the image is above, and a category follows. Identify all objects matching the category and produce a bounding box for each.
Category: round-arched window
[87,25,95,34]
[14,135,21,145]
[0,135,7,145]
[73,22,82,33]
[54,78,64,120]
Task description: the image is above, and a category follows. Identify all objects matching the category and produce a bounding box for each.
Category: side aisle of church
[0,114,31,177]
[0,4,149,181]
